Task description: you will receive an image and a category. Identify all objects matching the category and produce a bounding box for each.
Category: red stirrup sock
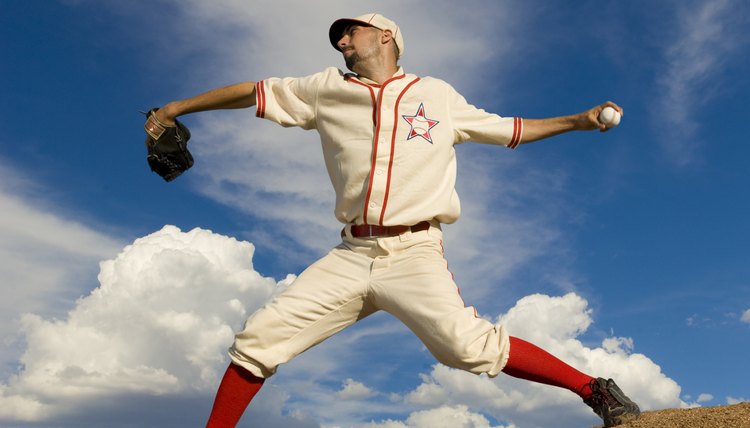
[502,336,595,400]
[206,363,265,427]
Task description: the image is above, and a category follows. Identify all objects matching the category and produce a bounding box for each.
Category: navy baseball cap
[329,13,404,58]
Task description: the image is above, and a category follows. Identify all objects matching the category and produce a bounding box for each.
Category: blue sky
[1,1,749,427]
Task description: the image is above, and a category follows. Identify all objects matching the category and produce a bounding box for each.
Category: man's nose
[337,35,350,50]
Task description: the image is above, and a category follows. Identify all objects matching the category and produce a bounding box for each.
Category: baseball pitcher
[145,13,639,428]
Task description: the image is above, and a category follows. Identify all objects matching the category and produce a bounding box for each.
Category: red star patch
[402,103,439,144]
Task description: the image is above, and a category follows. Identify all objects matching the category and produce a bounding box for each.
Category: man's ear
[381,29,394,45]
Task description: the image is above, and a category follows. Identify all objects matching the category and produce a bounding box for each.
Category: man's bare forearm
[519,102,623,144]
[156,82,257,125]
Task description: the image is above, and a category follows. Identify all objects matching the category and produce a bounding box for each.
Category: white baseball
[599,106,621,127]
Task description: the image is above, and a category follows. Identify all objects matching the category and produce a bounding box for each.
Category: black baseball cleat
[584,377,641,427]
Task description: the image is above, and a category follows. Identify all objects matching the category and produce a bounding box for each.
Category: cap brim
[328,18,374,52]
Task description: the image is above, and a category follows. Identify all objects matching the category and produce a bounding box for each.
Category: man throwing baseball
[149,13,639,427]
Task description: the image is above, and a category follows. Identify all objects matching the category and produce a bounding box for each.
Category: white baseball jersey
[255,67,523,227]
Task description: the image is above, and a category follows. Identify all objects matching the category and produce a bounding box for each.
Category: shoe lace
[586,379,620,410]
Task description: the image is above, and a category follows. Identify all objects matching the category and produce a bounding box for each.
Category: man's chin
[344,53,361,71]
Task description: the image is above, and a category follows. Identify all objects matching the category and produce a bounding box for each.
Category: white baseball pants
[229,223,510,378]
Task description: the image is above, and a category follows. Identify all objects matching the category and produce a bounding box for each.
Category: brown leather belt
[345,221,431,238]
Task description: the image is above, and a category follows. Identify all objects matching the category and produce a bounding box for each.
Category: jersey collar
[347,67,406,86]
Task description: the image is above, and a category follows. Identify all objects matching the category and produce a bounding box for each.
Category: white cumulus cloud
[364,404,514,428]
[0,226,284,423]
[392,293,684,428]
[0,230,688,427]
[338,378,377,400]
[741,309,750,324]
[0,159,125,378]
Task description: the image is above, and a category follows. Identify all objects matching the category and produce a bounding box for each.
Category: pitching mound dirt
[593,402,750,428]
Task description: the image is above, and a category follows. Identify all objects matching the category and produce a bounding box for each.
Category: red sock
[502,336,595,400]
[206,363,265,427]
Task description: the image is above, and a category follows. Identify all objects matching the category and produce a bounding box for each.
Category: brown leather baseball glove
[143,108,194,182]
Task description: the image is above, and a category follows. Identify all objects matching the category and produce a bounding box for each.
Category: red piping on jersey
[348,73,407,224]
[255,81,266,118]
[509,117,523,149]
[345,77,378,125]
[379,77,421,225]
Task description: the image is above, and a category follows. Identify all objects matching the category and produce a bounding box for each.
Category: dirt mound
[593,402,750,428]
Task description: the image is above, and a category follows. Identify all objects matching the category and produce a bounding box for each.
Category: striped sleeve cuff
[255,80,266,118]
[508,117,523,149]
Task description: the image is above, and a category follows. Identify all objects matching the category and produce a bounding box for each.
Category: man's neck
[353,62,399,85]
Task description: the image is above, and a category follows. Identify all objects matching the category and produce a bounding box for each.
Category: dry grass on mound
[592,402,750,428]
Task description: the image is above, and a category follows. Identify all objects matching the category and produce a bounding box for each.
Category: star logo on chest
[402,103,440,144]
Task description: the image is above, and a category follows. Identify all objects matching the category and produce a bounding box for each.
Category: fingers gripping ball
[598,106,621,128]
[143,108,194,181]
